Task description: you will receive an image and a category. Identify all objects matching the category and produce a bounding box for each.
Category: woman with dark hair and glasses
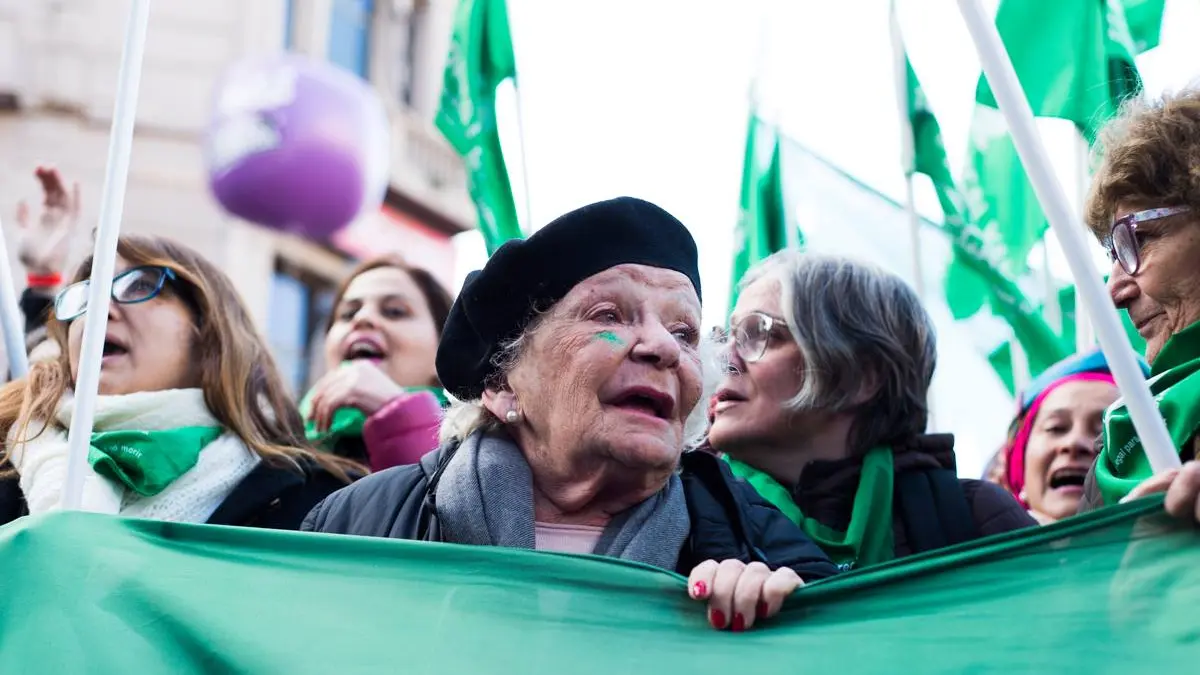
[0,235,362,528]
[1077,87,1200,521]
[706,251,1033,568]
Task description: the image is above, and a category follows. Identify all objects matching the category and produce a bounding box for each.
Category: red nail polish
[756,601,769,619]
[691,581,707,598]
[709,609,726,629]
[731,613,746,632]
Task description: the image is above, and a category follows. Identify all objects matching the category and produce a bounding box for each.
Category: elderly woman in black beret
[304,197,838,631]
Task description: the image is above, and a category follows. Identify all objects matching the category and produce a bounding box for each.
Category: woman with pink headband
[1001,350,1147,524]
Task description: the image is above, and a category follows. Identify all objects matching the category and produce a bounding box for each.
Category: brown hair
[0,235,362,482]
[325,254,453,336]
[1085,87,1200,238]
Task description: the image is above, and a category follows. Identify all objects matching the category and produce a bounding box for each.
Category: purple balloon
[205,54,389,240]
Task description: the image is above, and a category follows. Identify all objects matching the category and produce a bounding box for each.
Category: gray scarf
[435,431,691,571]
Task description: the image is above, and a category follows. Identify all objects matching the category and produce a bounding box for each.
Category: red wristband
[26,272,62,288]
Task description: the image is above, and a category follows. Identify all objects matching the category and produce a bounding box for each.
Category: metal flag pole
[60,0,152,510]
[956,0,1179,473]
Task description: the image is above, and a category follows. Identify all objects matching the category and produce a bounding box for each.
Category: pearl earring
[505,409,520,423]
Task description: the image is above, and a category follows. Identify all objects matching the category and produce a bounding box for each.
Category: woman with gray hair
[304,197,838,632]
[708,251,1033,570]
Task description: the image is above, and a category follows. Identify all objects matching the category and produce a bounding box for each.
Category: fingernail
[756,601,768,619]
[709,609,726,630]
[690,581,707,599]
[731,613,746,633]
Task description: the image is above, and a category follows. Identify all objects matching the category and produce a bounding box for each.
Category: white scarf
[8,388,260,523]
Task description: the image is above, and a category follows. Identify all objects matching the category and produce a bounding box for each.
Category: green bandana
[88,426,224,497]
[300,385,449,450]
[1096,320,1200,506]
[725,447,895,570]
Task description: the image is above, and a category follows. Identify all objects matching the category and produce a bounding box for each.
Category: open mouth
[343,339,386,362]
[101,337,128,358]
[1048,467,1088,490]
[608,387,674,420]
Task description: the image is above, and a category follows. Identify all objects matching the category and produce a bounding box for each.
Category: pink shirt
[534,522,605,555]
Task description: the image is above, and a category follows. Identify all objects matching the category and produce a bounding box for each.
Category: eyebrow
[730,311,787,326]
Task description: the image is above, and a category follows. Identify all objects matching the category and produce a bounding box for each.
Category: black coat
[302,441,840,580]
[0,460,350,530]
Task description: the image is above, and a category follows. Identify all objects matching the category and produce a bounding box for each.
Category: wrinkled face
[708,277,812,455]
[504,264,703,475]
[324,267,439,388]
[67,257,202,396]
[1108,205,1200,363]
[1022,380,1118,521]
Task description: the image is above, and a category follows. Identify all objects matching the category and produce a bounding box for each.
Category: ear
[850,371,882,406]
[481,387,517,420]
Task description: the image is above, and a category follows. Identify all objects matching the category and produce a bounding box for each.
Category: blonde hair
[0,235,362,482]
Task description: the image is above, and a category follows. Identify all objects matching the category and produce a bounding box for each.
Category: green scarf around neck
[88,426,224,497]
[724,447,895,570]
[299,385,449,450]
[1096,320,1200,506]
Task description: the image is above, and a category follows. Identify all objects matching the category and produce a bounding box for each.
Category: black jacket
[302,441,840,580]
[0,460,350,530]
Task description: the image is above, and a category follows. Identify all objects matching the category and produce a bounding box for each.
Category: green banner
[1,500,1197,673]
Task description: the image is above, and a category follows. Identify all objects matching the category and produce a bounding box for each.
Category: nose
[350,306,380,330]
[1108,262,1139,309]
[1058,426,1099,459]
[630,322,682,369]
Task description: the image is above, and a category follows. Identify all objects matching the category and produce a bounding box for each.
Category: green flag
[3,502,1198,672]
[891,4,1067,383]
[1123,0,1168,53]
[962,0,1146,332]
[728,114,800,313]
[436,0,523,254]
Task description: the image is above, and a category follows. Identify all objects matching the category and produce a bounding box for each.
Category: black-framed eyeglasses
[54,266,178,322]
[1105,206,1191,276]
[729,312,780,364]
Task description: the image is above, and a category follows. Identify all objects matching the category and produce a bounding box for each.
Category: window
[268,261,338,395]
[328,0,375,78]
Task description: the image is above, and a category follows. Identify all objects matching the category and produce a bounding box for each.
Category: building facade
[0,0,473,393]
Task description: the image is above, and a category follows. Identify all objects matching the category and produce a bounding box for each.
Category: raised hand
[15,166,81,280]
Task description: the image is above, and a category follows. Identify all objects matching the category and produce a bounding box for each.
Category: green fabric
[725,447,895,569]
[728,113,803,313]
[436,0,523,254]
[890,5,1067,386]
[1097,320,1200,505]
[960,0,1146,339]
[300,386,449,450]
[1123,0,1167,53]
[87,426,223,497]
[1,498,1197,673]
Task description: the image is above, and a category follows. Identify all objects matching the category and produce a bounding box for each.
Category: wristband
[26,272,63,288]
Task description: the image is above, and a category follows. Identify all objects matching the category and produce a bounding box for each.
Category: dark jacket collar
[205,462,306,526]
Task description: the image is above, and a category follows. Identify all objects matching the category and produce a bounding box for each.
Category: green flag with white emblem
[436,0,522,254]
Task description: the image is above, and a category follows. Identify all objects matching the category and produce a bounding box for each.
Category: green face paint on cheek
[595,331,625,347]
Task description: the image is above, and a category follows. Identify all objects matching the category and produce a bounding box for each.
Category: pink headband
[1004,372,1117,506]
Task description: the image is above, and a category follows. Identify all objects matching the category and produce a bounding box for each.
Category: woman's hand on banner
[1122,459,1200,524]
[688,559,803,632]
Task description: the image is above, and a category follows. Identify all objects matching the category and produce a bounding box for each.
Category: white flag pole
[956,0,1180,473]
[1075,134,1095,352]
[0,220,30,379]
[60,0,152,510]
[890,1,934,429]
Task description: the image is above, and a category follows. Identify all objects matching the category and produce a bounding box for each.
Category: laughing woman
[302,255,453,472]
[0,235,360,528]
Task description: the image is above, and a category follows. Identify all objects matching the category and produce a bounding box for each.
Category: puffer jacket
[303,438,841,580]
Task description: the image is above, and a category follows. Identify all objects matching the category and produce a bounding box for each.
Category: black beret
[437,196,701,401]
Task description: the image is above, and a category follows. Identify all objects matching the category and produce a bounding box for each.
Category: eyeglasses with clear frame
[1105,206,1191,275]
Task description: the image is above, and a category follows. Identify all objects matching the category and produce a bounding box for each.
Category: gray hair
[738,250,936,454]
[440,309,721,450]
